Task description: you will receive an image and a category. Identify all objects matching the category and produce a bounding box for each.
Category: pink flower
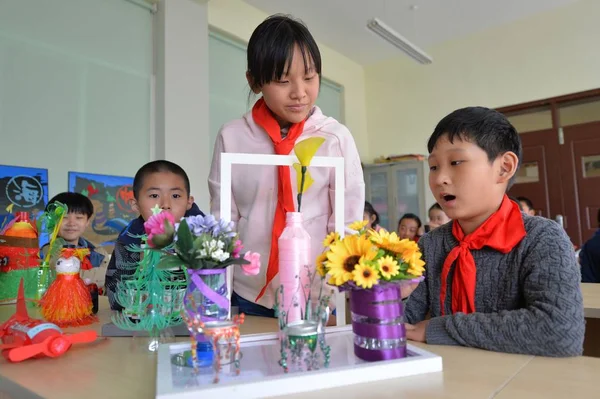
[242,252,261,276]
[232,240,243,258]
[144,212,176,248]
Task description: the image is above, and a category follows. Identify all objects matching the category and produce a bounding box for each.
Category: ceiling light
[367,17,433,64]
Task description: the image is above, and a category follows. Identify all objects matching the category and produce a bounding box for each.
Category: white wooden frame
[220,153,346,325]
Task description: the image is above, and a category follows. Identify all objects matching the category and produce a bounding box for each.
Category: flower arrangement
[144,209,260,276]
[317,220,425,290]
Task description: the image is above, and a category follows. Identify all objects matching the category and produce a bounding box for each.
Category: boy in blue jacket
[105,160,204,310]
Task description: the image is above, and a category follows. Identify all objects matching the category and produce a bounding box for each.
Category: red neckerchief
[252,98,306,301]
[440,195,526,315]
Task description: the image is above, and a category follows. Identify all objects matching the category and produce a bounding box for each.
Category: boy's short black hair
[427,107,522,187]
[429,203,443,213]
[516,196,533,210]
[364,201,380,228]
[247,14,321,91]
[46,192,94,218]
[133,160,190,200]
[399,213,422,229]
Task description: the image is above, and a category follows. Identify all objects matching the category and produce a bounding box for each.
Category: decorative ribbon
[350,285,404,320]
[350,284,407,361]
[352,322,406,340]
[353,345,407,361]
[58,273,79,281]
[188,269,229,315]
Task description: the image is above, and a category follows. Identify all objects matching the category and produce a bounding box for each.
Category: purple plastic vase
[350,283,407,361]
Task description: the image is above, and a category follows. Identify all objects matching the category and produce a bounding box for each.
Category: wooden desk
[1,297,599,399]
[581,283,600,318]
[581,283,600,358]
[495,356,599,399]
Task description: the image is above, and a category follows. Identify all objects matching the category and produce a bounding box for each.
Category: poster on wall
[0,164,49,231]
[68,172,136,248]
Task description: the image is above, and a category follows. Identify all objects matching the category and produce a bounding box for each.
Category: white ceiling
[243,0,581,65]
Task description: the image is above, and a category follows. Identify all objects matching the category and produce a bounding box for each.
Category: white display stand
[156,326,443,398]
[219,153,347,325]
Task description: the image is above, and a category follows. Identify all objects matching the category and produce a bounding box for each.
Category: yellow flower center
[344,255,361,272]
[362,269,372,278]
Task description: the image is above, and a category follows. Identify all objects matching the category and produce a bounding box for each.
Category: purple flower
[176,215,217,236]
[212,218,236,238]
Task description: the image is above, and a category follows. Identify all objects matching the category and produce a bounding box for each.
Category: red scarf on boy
[252,98,306,302]
[440,195,526,315]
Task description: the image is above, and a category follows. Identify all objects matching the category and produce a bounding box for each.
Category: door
[561,121,600,245]
[509,129,564,220]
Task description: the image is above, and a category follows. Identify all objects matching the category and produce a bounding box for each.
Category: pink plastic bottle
[278,212,311,324]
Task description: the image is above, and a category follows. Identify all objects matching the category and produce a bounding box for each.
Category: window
[0,0,153,193]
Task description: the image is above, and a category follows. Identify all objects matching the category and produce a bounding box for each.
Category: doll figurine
[40,248,97,327]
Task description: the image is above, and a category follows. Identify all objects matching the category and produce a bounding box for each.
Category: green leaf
[192,236,204,250]
[187,260,213,270]
[156,255,184,270]
[219,257,250,268]
[176,219,194,254]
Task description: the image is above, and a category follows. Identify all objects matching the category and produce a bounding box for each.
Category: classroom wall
[365,0,600,159]
[208,0,370,161]
[0,0,153,198]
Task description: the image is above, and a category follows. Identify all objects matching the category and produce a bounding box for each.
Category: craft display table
[2,292,600,398]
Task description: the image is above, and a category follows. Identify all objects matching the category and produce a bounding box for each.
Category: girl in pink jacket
[208,15,365,319]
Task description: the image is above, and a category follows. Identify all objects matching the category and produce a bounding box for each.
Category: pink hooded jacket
[208,106,365,309]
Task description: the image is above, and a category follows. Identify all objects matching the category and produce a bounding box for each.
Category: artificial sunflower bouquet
[317,220,425,290]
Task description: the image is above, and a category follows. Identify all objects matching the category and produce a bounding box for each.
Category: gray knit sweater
[405,214,585,357]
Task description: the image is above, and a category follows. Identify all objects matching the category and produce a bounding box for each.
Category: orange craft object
[0,280,97,362]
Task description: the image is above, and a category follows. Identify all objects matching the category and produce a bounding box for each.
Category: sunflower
[352,261,380,289]
[326,235,377,285]
[400,240,420,262]
[323,231,341,248]
[328,274,343,286]
[405,251,426,277]
[377,255,400,280]
[349,220,368,232]
[316,252,328,277]
[369,230,413,254]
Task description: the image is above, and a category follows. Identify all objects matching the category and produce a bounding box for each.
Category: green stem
[297,166,307,213]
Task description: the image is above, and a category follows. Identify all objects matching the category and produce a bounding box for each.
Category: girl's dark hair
[398,213,422,229]
[511,196,524,211]
[516,196,533,211]
[429,203,443,213]
[46,192,94,218]
[364,201,380,228]
[247,14,321,91]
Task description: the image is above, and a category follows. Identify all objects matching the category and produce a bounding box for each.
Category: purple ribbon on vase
[187,269,229,321]
[350,284,407,361]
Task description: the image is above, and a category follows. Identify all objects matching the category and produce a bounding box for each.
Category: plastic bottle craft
[0,280,97,362]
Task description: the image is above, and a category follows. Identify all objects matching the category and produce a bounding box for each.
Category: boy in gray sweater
[405,107,584,357]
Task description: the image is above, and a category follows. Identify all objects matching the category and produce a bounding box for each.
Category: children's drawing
[0,165,49,231]
[68,172,136,247]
